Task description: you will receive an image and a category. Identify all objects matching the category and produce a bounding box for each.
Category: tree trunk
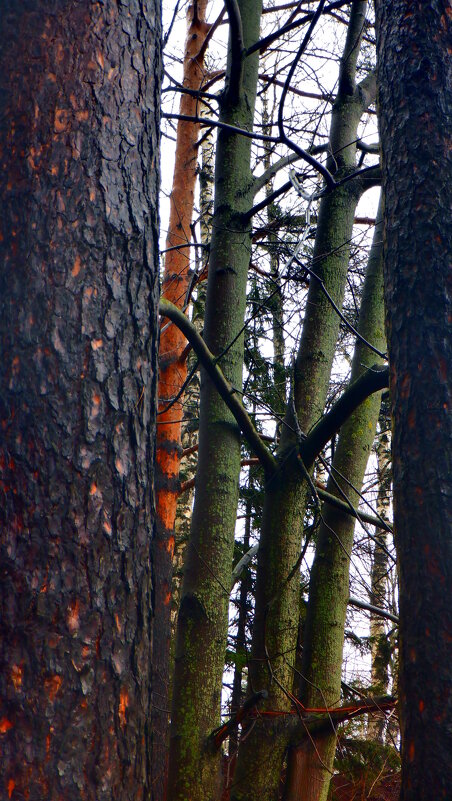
[283,195,386,801]
[152,2,209,795]
[0,3,160,800]
[167,0,263,797]
[376,3,452,798]
[171,109,214,642]
[231,5,376,798]
[368,425,391,743]
[228,496,253,761]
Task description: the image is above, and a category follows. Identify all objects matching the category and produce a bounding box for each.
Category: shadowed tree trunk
[0,3,161,799]
[376,3,452,798]
[152,1,209,794]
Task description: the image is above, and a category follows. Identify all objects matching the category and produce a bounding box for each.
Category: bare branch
[231,544,259,588]
[162,111,278,143]
[246,180,292,219]
[289,695,397,745]
[294,257,386,357]
[159,298,277,475]
[260,72,334,104]
[348,596,398,624]
[315,480,392,533]
[300,365,389,467]
[357,140,379,154]
[209,691,268,749]
[252,144,328,196]
[223,0,244,102]
[248,0,350,56]
[252,154,302,196]
[277,0,336,189]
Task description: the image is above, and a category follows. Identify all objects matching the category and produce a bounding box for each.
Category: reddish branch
[211,691,269,748]
[211,695,396,749]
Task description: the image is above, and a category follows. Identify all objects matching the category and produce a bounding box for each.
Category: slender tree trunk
[283,196,386,801]
[231,5,376,798]
[167,0,263,797]
[152,4,209,794]
[0,3,161,800]
[376,3,452,798]
[229,498,253,760]
[263,97,287,434]
[171,112,214,640]
[368,426,391,743]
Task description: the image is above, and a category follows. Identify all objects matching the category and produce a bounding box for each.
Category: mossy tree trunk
[167,0,263,797]
[376,3,452,797]
[283,196,386,801]
[0,2,161,799]
[231,5,378,799]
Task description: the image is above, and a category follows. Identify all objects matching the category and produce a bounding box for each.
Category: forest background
[0,2,450,801]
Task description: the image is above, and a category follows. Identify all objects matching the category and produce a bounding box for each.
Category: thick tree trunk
[152,3,209,795]
[167,0,263,798]
[283,196,386,801]
[0,3,160,800]
[376,3,452,798]
[231,5,375,798]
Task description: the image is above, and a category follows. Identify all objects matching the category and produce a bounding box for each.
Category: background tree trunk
[284,196,386,801]
[376,2,452,798]
[171,108,214,643]
[232,5,376,798]
[0,3,161,799]
[368,426,392,743]
[152,2,209,795]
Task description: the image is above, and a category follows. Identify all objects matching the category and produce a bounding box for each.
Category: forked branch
[160,300,389,481]
[159,298,277,475]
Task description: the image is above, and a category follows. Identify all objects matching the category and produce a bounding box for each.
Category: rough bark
[0,3,160,800]
[283,196,386,801]
[167,0,263,797]
[152,2,209,795]
[375,3,452,798]
[231,5,375,799]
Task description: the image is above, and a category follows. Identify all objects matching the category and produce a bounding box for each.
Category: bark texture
[376,2,452,798]
[0,3,160,799]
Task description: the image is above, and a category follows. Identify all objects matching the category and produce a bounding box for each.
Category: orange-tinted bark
[151,3,210,797]
[0,3,160,799]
